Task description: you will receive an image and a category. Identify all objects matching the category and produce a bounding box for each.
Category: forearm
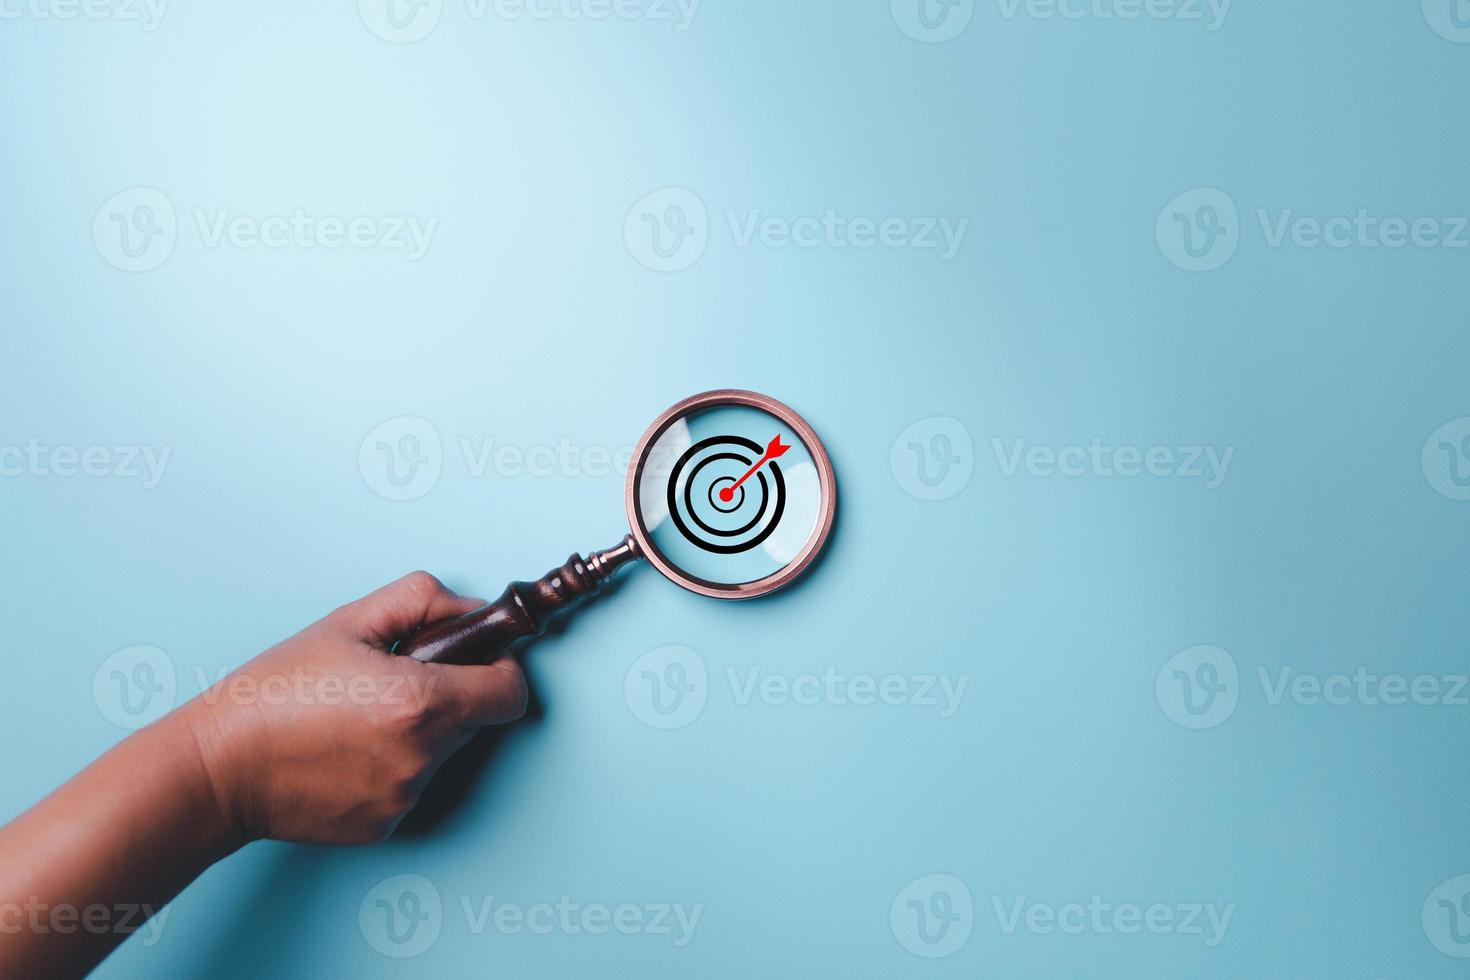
[0,706,243,979]
[0,572,526,976]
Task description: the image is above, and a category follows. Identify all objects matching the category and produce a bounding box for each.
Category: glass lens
[634,403,826,588]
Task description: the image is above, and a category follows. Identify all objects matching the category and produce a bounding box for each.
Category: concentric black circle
[667,435,787,554]
[708,478,743,513]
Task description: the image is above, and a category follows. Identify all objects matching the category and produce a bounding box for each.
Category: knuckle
[381,681,439,730]
[400,688,440,728]
[402,570,444,599]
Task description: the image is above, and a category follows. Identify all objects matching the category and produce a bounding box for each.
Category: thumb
[425,656,530,728]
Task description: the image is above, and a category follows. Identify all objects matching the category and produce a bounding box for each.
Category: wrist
[172,700,261,852]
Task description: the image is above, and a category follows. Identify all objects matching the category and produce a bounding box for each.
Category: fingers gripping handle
[392,536,643,665]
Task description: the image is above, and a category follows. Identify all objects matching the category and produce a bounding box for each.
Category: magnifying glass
[393,390,837,665]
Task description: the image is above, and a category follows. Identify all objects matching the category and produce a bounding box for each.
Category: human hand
[178,572,528,846]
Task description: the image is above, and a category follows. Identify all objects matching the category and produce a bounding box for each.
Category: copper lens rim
[624,389,837,600]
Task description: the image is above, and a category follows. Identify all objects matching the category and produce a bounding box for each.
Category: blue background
[4,1,1470,976]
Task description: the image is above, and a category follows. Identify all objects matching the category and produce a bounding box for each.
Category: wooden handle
[393,536,643,665]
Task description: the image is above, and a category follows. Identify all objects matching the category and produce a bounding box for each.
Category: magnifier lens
[633,402,829,592]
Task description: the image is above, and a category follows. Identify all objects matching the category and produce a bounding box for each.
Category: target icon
[667,434,790,554]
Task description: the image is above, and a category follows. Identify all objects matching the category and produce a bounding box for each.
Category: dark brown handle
[393,536,643,665]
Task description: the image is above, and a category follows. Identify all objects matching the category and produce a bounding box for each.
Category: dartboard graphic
[667,435,788,554]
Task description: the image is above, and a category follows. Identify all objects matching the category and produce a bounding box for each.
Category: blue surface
[4,1,1470,976]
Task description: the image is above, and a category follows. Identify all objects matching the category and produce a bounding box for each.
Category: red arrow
[719,435,791,503]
